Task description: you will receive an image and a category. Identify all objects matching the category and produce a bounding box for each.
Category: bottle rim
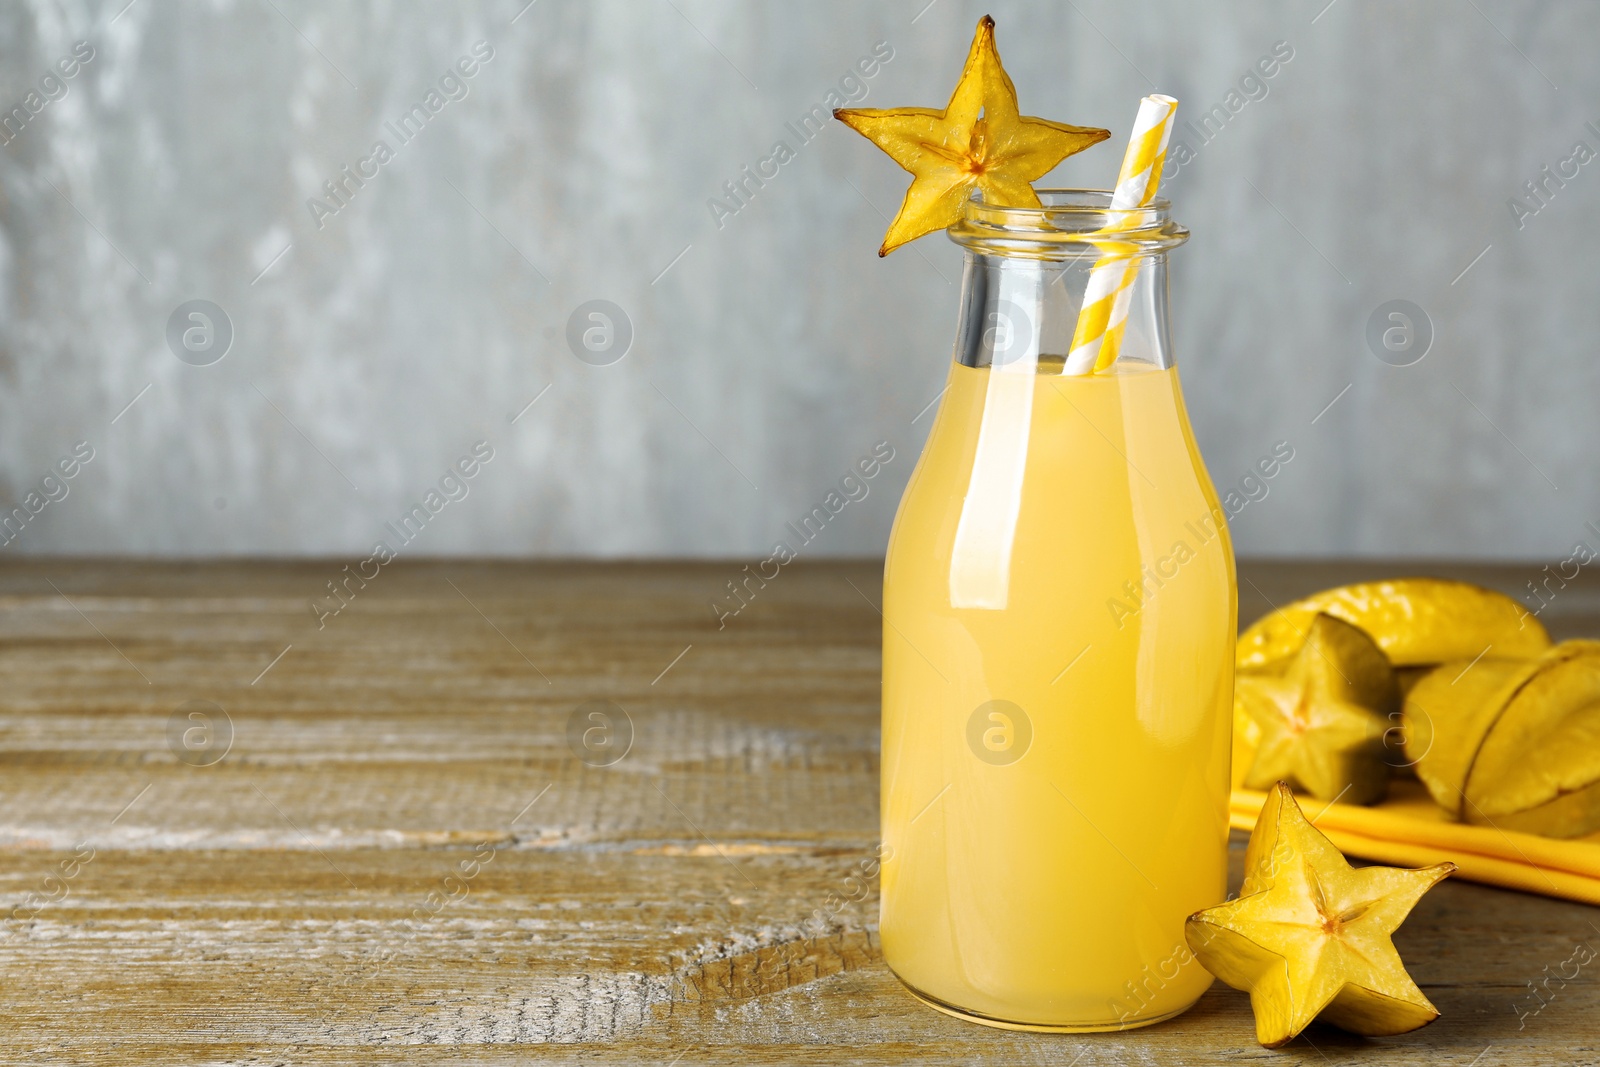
[948,188,1189,259]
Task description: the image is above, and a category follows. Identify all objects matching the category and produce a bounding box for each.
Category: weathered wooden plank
[0,559,1594,1063]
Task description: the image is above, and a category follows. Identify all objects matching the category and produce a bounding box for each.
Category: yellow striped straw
[1063,94,1178,375]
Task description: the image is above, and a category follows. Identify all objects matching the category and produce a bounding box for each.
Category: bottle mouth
[948,188,1189,259]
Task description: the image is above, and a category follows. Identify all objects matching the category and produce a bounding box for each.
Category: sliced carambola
[1236,613,1396,804]
[1186,783,1454,1047]
[833,16,1108,256]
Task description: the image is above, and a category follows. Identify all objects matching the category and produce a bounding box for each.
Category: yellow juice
[881,358,1235,1030]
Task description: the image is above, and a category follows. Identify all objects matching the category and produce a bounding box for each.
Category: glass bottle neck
[945,189,1188,376]
[953,252,1176,374]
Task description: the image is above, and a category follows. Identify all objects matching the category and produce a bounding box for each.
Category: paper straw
[1062,95,1178,376]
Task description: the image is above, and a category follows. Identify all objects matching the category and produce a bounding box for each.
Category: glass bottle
[880,190,1234,1031]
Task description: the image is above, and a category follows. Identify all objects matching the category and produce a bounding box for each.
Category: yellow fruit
[1406,640,1600,837]
[834,16,1109,256]
[1186,783,1455,1047]
[1395,666,1432,700]
[1403,656,1545,817]
[1237,579,1549,671]
[1234,614,1396,804]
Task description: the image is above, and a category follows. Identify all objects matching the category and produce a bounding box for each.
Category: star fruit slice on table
[1236,612,1398,805]
[834,15,1110,256]
[1186,783,1455,1048]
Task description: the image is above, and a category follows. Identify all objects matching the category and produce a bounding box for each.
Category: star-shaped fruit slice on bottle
[834,15,1109,256]
[1236,613,1398,805]
[1186,783,1455,1048]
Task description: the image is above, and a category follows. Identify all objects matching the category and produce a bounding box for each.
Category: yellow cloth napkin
[1231,780,1600,907]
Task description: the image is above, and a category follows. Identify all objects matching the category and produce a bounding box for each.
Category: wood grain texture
[0,558,1597,1064]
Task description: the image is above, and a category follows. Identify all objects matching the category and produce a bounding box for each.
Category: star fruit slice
[1237,579,1550,672]
[834,16,1109,256]
[1405,640,1600,836]
[1187,782,1455,1047]
[1236,613,1397,805]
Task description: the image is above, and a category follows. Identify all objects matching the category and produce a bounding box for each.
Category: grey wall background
[0,0,1595,560]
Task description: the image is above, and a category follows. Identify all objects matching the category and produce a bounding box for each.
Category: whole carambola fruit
[1237,578,1550,671]
[1406,640,1600,837]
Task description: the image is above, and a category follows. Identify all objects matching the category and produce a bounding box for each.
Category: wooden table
[0,559,1595,1064]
